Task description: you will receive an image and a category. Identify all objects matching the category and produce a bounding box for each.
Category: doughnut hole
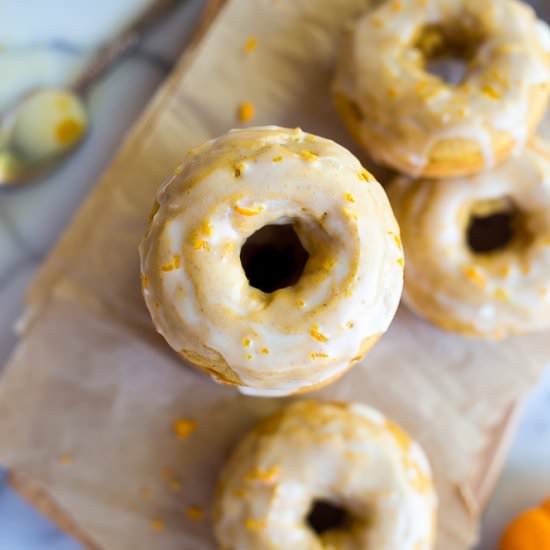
[306,499,351,535]
[466,198,530,254]
[414,22,486,85]
[240,223,310,293]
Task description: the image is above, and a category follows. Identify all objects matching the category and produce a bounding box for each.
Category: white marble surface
[0,1,549,549]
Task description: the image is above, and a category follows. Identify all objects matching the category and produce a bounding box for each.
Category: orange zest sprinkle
[344,192,356,203]
[161,256,181,272]
[297,299,305,308]
[58,454,73,465]
[299,150,318,161]
[193,239,210,251]
[141,274,149,289]
[243,36,257,53]
[359,170,375,182]
[260,347,269,354]
[238,101,255,123]
[234,204,264,216]
[151,518,165,531]
[173,418,197,439]
[396,257,405,267]
[245,465,280,483]
[310,324,329,343]
[242,338,251,348]
[481,84,501,100]
[310,351,329,359]
[246,353,254,360]
[245,518,266,530]
[272,155,283,162]
[388,231,402,248]
[463,265,486,287]
[186,506,204,521]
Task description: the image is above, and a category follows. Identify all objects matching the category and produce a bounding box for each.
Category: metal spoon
[0,0,182,187]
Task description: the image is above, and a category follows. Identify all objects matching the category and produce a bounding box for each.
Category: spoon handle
[72,0,183,95]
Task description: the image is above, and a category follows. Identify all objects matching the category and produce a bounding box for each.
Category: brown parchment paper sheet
[1,0,550,548]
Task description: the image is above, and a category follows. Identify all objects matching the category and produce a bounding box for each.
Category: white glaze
[214,400,437,550]
[140,127,403,395]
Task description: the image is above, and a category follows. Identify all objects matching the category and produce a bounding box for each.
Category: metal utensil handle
[72,0,182,95]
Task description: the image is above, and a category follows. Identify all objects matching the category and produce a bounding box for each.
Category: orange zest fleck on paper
[243,36,257,53]
[173,418,197,439]
[151,518,165,531]
[186,505,204,521]
[238,101,255,123]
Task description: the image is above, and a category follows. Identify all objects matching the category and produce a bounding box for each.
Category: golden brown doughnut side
[335,83,550,179]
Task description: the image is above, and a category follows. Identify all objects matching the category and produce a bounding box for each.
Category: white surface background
[0,1,548,548]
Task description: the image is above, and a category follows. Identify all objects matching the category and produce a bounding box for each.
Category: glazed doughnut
[139,126,403,396]
[333,0,550,178]
[389,138,550,339]
[214,400,437,550]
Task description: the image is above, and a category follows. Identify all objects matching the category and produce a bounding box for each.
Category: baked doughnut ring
[333,0,550,178]
[140,127,403,396]
[389,139,550,339]
[214,400,437,550]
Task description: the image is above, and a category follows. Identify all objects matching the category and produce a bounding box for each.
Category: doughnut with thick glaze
[214,400,437,550]
[139,127,403,396]
[389,139,550,339]
[333,0,550,178]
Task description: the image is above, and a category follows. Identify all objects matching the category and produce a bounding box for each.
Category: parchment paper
[1,0,549,548]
